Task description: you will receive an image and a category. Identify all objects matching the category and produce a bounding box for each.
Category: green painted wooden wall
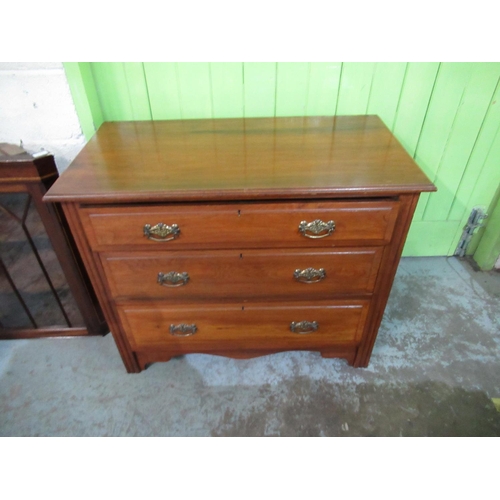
[473,186,500,269]
[64,62,500,259]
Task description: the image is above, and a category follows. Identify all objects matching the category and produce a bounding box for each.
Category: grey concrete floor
[1,256,499,436]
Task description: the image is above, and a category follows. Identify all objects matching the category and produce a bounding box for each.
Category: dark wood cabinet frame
[0,145,107,339]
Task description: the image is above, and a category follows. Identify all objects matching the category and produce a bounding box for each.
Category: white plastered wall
[0,62,85,172]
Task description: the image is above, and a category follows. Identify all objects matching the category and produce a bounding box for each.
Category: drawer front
[101,248,383,300]
[81,200,399,250]
[117,300,370,350]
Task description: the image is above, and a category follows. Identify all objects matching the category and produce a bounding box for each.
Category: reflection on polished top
[44,116,436,203]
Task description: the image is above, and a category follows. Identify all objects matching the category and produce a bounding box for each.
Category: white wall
[0,62,85,172]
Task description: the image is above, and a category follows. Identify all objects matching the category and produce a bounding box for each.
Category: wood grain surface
[117,300,370,350]
[100,247,383,301]
[45,116,435,203]
[80,199,400,250]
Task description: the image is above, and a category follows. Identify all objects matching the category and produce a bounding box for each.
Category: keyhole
[237,209,241,217]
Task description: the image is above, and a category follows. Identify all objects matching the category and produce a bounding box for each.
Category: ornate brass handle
[157,271,189,287]
[298,219,335,239]
[293,267,326,283]
[290,321,318,334]
[169,324,197,336]
[144,223,180,242]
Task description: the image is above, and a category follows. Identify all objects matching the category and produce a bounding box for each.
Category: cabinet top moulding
[44,115,436,204]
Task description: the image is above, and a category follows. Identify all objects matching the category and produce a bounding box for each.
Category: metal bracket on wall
[454,207,488,257]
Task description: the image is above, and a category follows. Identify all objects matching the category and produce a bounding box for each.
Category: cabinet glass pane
[0,193,84,329]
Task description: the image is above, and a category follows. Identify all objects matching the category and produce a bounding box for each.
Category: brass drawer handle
[290,321,318,334]
[298,219,335,239]
[143,223,180,242]
[293,267,326,283]
[157,271,189,287]
[169,324,197,336]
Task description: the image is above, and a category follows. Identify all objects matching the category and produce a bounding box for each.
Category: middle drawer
[100,247,383,301]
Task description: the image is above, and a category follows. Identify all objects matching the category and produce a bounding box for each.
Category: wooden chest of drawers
[45,116,435,372]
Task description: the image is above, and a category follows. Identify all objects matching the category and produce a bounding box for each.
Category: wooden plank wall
[72,62,500,257]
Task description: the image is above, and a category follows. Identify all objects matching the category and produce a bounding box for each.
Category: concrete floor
[1,257,499,436]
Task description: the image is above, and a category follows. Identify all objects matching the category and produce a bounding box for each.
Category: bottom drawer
[117,300,370,351]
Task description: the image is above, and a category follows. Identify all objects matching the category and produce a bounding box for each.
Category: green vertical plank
[461,127,500,255]
[473,187,500,269]
[414,63,475,178]
[143,62,182,120]
[412,63,475,220]
[275,62,310,117]
[63,62,103,140]
[210,63,243,118]
[91,62,135,121]
[448,74,500,222]
[423,63,500,221]
[78,63,104,131]
[243,62,276,118]
[403,220,462,256]
[392,62,440,157]
[176,62,213,119]
[366,63,407,129]
[305,62,342,116]
[392,63,440,224]
[91,62,151,121]
[412,195,430,223]
[336,62,376,115]
[123,63,151,120]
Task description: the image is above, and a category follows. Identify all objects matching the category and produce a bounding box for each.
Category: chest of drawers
[45,116,435,372]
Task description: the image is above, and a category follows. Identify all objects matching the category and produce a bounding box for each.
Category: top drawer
[80,200,400,250]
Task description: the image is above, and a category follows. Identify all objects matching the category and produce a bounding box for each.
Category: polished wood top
[45,116,435,203]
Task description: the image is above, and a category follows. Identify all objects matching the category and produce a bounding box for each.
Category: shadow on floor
[211,377,500,437]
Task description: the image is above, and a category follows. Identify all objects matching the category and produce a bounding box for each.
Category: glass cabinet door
[0,192,85,330]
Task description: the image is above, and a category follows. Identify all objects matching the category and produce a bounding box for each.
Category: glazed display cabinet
[0,144,107,339]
